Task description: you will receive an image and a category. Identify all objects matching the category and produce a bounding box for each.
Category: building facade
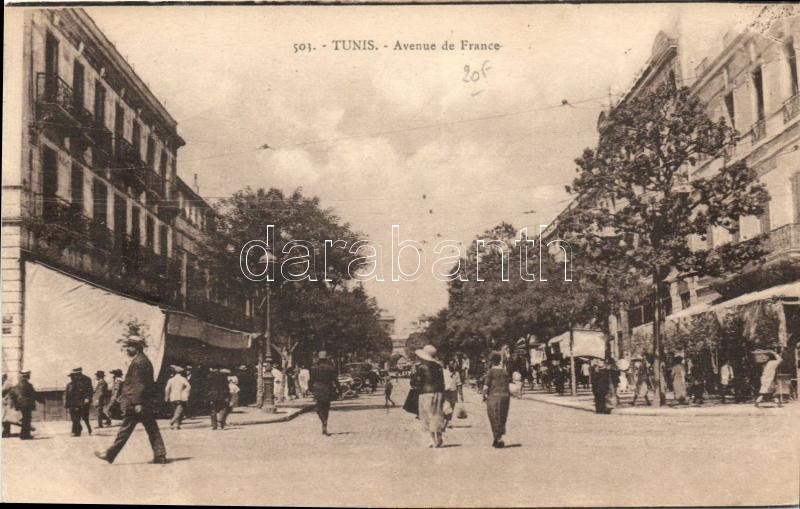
[2,9,254,417]
[543,17,800,366]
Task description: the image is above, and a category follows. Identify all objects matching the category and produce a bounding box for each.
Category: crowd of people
[463,346,791,414]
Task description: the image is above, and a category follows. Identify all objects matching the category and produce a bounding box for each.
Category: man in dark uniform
[65,368,93,436]
[95,335,167,464]
[93,371,112,428]
[9,371,43,439]
[207,367,230,430]
[309,351,338,436]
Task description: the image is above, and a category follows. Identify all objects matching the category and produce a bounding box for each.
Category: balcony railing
[35,73,78,126]
[782,94,800,123]
[767,223,800,255]
[157,198,181,222]
[113,138,146,193]
[749,119,766,144]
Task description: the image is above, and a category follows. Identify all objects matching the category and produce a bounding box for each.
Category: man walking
[207,367,230,430]
[107,369,124,421]
[93,371,112,428]
[9,371,42,440]
[164,366,190,430]
[309,351,338,436]
[65,368,93,436]
[95,335,167,464]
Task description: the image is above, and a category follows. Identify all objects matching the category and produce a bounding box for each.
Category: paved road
[3,380,798,506]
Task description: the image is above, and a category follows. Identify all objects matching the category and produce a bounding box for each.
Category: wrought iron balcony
[156,198,181,222]
[113,138,146,193]
[767,223,800,256]
[35,73,79,132]
[42,197,86,231]
[749,119,766,144]
[783,94,800,123]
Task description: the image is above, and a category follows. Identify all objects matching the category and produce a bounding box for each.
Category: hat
[415,345,438,363]
[95,370,105,377]
[70,368,82,376]
[173,366,185,374]
[110,369,123,376]
[317,351,328,360]
[121,335,147,348]
[20,370,31,377]
[220,368,231,374]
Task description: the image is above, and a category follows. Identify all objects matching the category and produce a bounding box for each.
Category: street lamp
[258,250,278,413]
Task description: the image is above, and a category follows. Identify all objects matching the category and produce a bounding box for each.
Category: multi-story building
[2,8,254,419]
[543,18,800,366]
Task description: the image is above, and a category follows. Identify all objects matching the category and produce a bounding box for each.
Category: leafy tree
[205,187,388,404]
[565,80,769,405]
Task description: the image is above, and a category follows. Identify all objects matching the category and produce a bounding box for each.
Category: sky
[85,3,762,336]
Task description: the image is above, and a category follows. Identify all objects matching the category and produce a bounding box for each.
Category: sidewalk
[23,398,315,438]
[518,387,800,417]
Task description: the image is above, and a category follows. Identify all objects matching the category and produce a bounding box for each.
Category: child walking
[384,376,396,407]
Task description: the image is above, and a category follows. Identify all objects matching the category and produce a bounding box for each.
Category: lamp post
[259,251,278,413]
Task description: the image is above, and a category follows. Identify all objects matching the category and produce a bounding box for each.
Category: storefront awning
[22,262,166,391]
[166,311,252,350]
[547,329,606,359]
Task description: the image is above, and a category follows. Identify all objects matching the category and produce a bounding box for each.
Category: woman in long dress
[755,349,782,408]
[484,353,511,448]
[414,345,446,448]
[671,357,687,405]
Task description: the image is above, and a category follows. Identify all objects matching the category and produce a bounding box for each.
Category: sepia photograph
[2,2,800,507]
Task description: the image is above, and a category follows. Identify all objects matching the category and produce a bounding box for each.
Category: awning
[22,262,166,390]
[166,311,252,350]
[547,329,606,359]
[630,281,800,355]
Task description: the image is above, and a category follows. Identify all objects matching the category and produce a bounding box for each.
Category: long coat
[206,371,230,404]
[118,353,157,412]
[309,360,338,402]
[65,375,93,408]
[9,379,42,411]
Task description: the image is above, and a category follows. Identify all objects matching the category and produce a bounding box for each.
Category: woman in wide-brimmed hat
[413,344,446,448]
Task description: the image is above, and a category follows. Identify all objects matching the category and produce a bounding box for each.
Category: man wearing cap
[309,351,338,436]
[9,371,43,440]
[65,368,93,436]
[164,366,190,430]
[93,371,112,428]
[95,335,167,464]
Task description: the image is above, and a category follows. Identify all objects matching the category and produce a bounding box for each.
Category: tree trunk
[652,271,665,407]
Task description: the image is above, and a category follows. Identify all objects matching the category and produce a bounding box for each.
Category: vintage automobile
[336,372,359,399]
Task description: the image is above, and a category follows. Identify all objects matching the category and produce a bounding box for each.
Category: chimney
[193,173,199,194]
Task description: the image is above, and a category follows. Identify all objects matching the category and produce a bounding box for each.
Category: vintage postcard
[2,2,799,507]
